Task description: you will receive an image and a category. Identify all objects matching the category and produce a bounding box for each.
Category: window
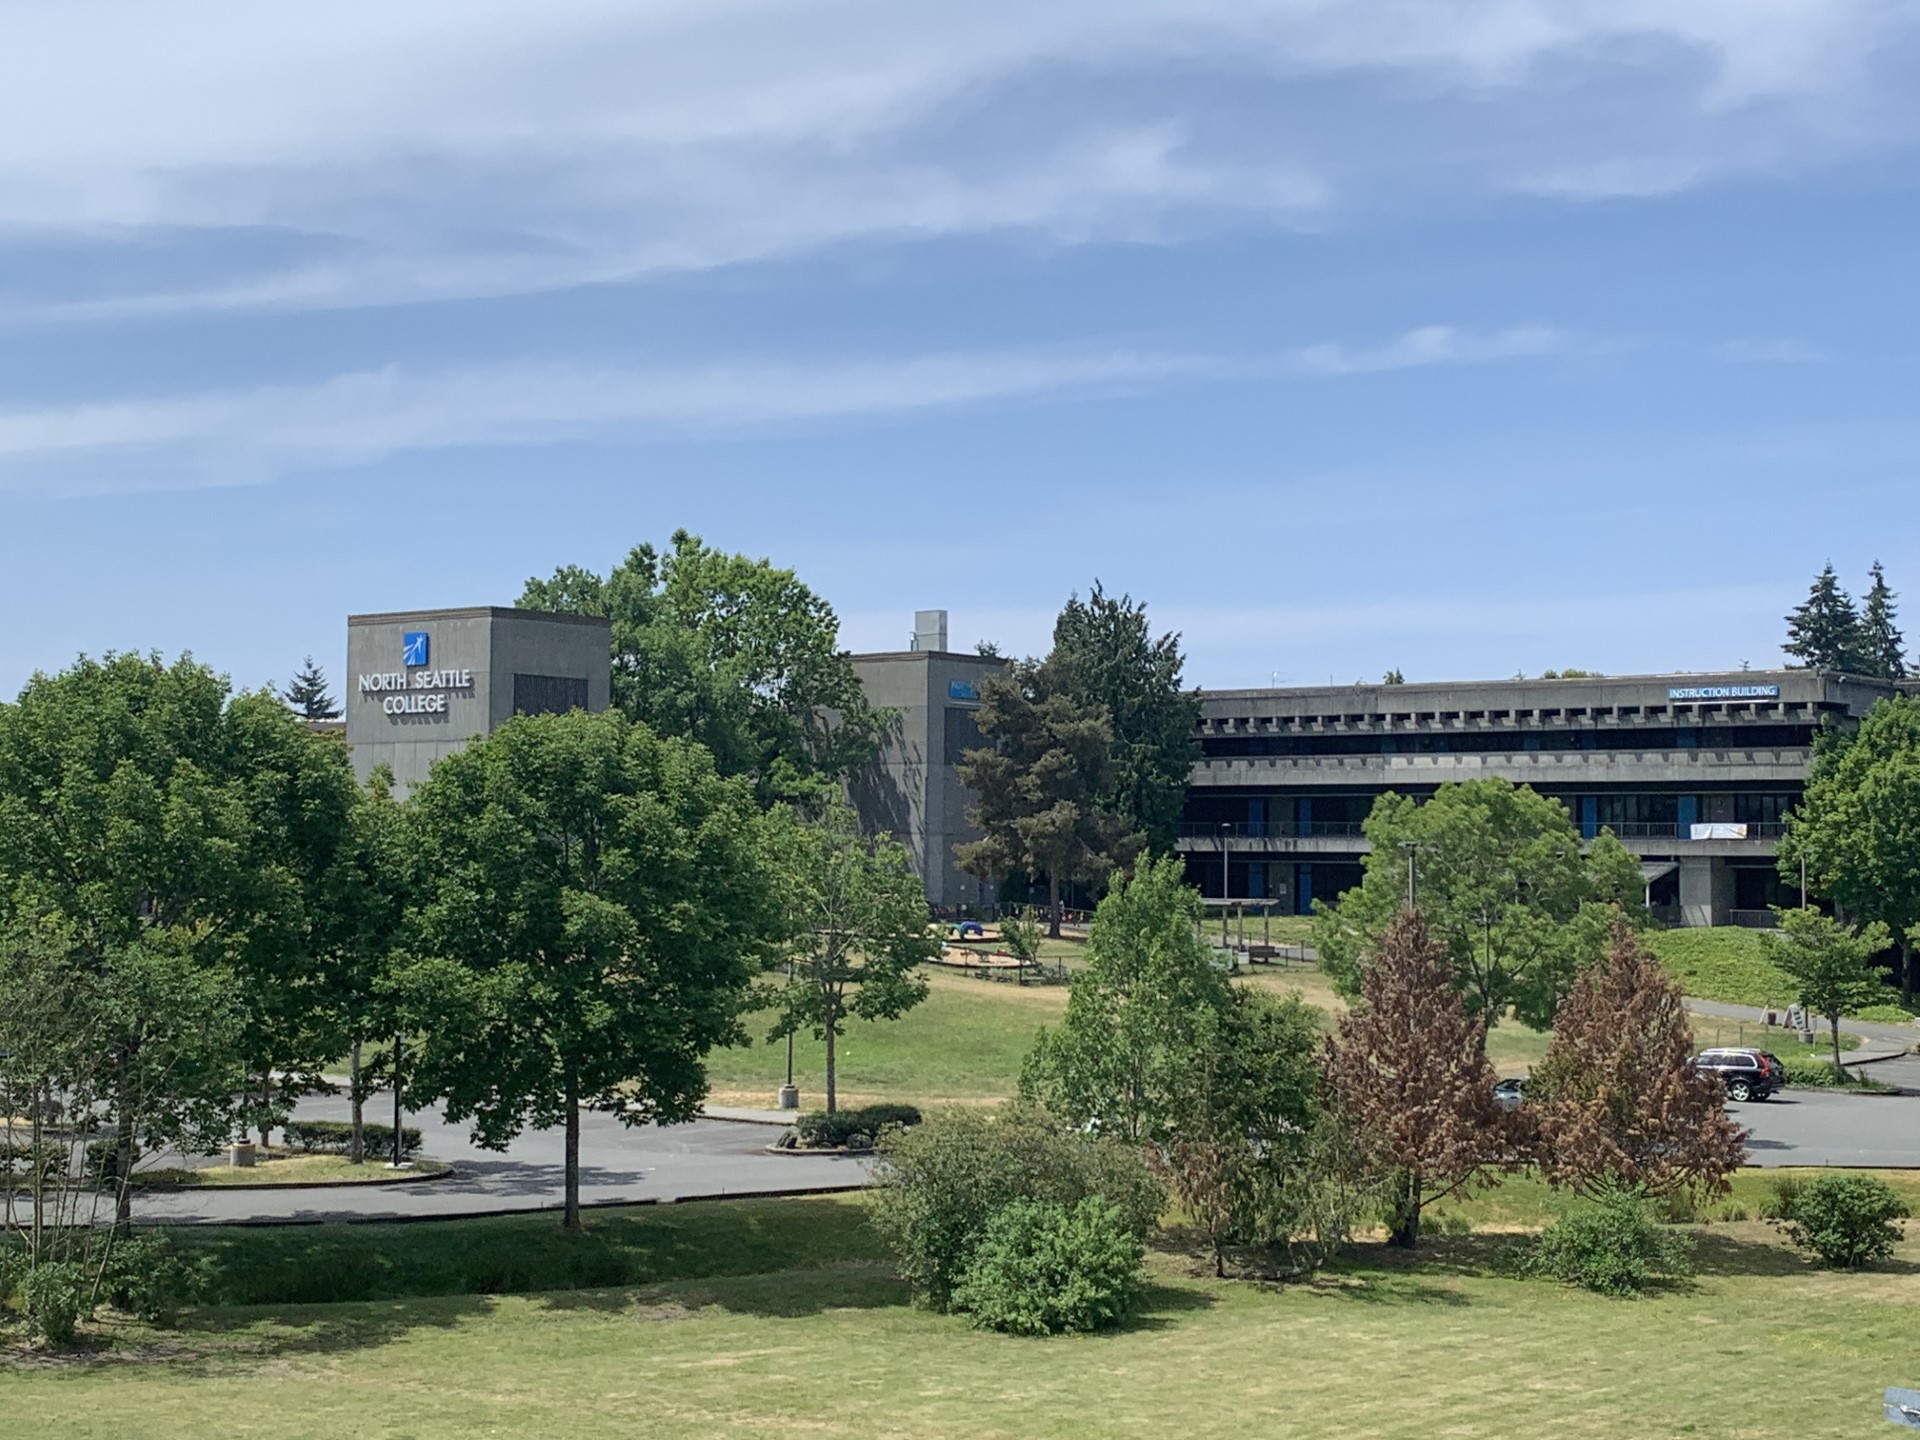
[512,673,589,717]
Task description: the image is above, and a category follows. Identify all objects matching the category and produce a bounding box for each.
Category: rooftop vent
[911,609,949,653]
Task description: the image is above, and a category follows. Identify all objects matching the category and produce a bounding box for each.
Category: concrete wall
[848,649,1007,909]
[345,606,610,790]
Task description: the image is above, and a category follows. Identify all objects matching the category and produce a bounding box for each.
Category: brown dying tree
[1322,908,1511,1247]
[1529,921,1748,1201]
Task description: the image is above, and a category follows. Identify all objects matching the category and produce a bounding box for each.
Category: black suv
[1693,1048,1779,1102]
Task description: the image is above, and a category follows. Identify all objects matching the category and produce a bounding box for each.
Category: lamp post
[390,1033,405,1169]
[777,956,799,1110]
[1399,840,1420,909]
[1220,822,1233,944]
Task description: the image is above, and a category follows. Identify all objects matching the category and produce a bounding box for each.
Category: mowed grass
[138,1154,451,1188]
[10,1189,1920,1439]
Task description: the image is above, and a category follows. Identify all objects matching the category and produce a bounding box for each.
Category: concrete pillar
[1678,855,1731,928]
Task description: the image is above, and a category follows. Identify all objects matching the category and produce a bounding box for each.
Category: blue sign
[1667,684,1779,701]
[948,679,978,702]
[402,631,429,668]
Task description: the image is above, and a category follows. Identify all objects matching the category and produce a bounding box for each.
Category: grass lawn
[137,1154,451,1188]
[9,1188,1920,1439]
[1650,926,1917,1020]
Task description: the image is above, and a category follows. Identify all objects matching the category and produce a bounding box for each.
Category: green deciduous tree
[1043,584,1200,852]
[1322,909,1510,1248]
[1779,695,1920,1003]
[1783,562,1870,673]
[1021,855,1228,1141]
[955,661,1144,937]
[1771,907,1892,1071]
[0,654,351,1224]
[769,804,938,1113]
[1313,779,1643,1030]
[519,530,884,805]
[392,708,787,1228]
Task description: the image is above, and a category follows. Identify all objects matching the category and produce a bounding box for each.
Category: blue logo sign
[948,679,978,702]
[402,632,429,668]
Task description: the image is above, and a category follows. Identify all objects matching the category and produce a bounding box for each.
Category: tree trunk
[349,1039,364,1164]
[825,1023,838,1115]
[113,1098,135,1234]
[1385,1170,1421,1249]
[258,1066,273,1148]
[1831,1013,1845,1074]
[1903,937,1915,1011]
[563,1081,581,1231]
[1048,871,1062,939]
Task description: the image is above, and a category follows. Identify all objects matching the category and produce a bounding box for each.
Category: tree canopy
[1043,584,1199,853]
[768,804,938,1113]
[280,656,340,720]
[391,708,789,1227]
[1771,907,1892,1070]
[954,659,1144,934]
[1529,922,1747,1200]
[519,530,885,805]
[1313,779,1644,1030]
[1782,561,1908,677]
[1778,694,1920,1002]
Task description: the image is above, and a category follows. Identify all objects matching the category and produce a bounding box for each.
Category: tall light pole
[1399,840,1420,909]
[778,955,799,1110]
[1220,822,1233,944]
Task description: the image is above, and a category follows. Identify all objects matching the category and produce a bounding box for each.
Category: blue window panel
[1296,864,1313,916]
[1579,795,1598,840]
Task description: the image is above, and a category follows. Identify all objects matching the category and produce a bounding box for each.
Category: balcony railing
[1177,821,1365,842]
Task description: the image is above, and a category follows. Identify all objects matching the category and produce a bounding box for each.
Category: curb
[135,1162,455,1193]
[135,1181,873,1228]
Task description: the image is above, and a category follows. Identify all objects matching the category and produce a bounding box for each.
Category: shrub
[950,1197,1144,1336]
[870,1105,1163,1309]
[1851,1003,1919,1024]
[100,1233,204,1323]
[282,1120,422,1158]
[1758,1173,1804,1221]
[1522,1192,1695,1296]
[1776,1057,1886,1090]
[794,1104,921,1149]
[22,1261,87,1346]
[1772,1173,1910,1269]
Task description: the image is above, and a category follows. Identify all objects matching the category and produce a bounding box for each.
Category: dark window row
[1201,724,1817,759]
[512,673,589,717]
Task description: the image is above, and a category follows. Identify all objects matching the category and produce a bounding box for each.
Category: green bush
[100,1234,204,1323]
[794,1104,922,1149]
[1758,1173,1804,1221]
[22,1261,87,1346]
[1778,1057,1884,1089]
[870,1105,1163,1309]
[1522,1192,1695,1295]
[950,1196,1144,1336]
[1772,1173,1909,1268]
[282,1120,422,1157]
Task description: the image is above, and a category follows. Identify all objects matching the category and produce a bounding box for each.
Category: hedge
[283,1120,423,1157]
[795,1104,922,1149]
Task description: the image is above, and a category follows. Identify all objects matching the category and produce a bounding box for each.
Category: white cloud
[0,323,1571,491]
[0,1,1909,317]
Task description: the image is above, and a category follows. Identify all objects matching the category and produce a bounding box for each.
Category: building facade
[848,610,1008,910]
[1175,670,1899,928]
[345,605,612,788]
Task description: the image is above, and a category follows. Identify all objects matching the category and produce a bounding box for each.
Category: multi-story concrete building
[848,610,1008,911]
[345,605,611,788]
[1175,670,1899,928]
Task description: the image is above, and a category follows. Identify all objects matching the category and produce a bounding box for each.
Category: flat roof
[347,605,610,628]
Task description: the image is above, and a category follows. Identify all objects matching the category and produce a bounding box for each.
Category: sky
[5,1,1920,697]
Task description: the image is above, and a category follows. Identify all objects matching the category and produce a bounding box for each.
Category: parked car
[1492,1077,1528,1111]
[1693,1048,1778,1102]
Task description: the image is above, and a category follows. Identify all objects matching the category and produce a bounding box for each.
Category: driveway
[133,1088,865,1225]
[1734,1089,1920,1168]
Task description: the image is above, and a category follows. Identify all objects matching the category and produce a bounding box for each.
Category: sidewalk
[701,1105,798,1126]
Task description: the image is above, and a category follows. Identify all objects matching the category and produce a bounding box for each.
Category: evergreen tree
[1782,564,1868,673]
[281,656,341,720]
[1859,561,1907,680]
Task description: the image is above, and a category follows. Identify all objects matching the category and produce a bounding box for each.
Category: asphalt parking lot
[1733,1088,1920,1168]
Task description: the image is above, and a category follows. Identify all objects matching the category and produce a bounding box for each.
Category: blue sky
[5,1,1920,697]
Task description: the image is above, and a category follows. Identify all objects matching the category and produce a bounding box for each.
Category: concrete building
[1175,669,1900,928]
[345,605,611,788]
[848,610,1008,910]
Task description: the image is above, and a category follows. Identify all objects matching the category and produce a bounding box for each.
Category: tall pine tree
[282,656,341,720]
[1783,564,1868,673]
[1859,561,1907,680]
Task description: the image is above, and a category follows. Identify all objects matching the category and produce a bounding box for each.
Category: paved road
[1732,1089,1920,1168]
[133,1089,864,1225]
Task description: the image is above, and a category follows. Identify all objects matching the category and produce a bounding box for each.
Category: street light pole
[1220,822,1232,944]
[1399,841,1419,909]
[390,1033,404,1169]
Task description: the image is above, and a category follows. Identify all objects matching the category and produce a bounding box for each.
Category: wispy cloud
[0,324,1572,492]
[0,1,1910,318]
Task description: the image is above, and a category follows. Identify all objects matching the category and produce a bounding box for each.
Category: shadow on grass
[1688,1228,1920,1278]
[531,1259,912,1320]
